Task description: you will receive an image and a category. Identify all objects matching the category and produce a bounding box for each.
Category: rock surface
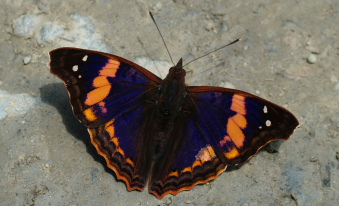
[1,0,338,205]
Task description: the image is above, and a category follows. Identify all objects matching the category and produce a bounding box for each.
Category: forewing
[50,47,161,127]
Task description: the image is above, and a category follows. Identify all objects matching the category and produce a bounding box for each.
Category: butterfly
[49,47,299,199]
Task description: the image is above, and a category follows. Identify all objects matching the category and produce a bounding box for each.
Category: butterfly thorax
[155,59,187,117]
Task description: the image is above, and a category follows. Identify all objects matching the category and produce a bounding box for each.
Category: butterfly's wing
[50,48,161,127]
[149,86,299,199]
[50,48,162,191]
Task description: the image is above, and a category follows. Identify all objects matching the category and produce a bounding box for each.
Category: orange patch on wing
[183,145,217,173]
[168,171,179,177]
[100,68,119,77]
[220,135,232,147]
[99,59,120,77]
[93,76,110,87]
[220,139,227,147]
[108,59,120,65]
[115,148,125,156]
[104,61,120,69]
[231,94,246,115]
[181,167,192,173]
[110,137,119,146]
[106,123,115,138]
[191,146,217,172]
[192,160,202,168]
[99,60,120,77]
[106,120,115,139]
[84,107,97,121]
[105,120,115,128]
[230,113,247,129]
[85,85,111,106]
[125,158,135,167]
[98,101,108,114]
[195,145,216,163]
[225,147,240,159]
[225,135,232,141]
[227,119,245,148]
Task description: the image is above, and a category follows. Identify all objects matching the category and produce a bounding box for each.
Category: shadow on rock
[40,83,117,180]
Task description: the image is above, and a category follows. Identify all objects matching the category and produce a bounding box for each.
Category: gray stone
[40,22,64,42]
[12,14,42,38]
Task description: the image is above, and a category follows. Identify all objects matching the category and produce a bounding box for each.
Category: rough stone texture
[0,0,338,205]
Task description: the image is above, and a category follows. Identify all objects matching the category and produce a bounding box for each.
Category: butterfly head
[165,58,186,81]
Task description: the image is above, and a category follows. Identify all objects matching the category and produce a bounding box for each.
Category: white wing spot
[263,106,268,113]
[82,55,88,61]
[72,65,78,72]
[266,120,272,127]
[78,75,82,78]
[259,126,262,129]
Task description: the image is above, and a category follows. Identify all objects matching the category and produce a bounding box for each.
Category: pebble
[310,156,318,162]
[0,90,36,122]
[23,56,31,65]
[204,20,215,31]
[12,14,42,38]
[61,33,76,42]
[13,13,110,52]
[91,168,99,184]
[70,13,111,52]
[334,83,339,90]
[40,22,64,42]
[307,53,317,64]
[152,2,163,12]
[219,81,235,89]
[221,21,228,32]
[330,75,338,83]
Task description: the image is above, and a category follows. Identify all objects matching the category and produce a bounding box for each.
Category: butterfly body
[123,58,195,191]
[50,47,298,199]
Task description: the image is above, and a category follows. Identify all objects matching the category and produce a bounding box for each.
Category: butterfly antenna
[183,38,241,67]
[149,11,175,66]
